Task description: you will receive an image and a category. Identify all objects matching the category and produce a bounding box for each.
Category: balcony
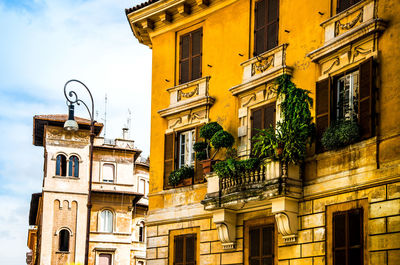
[202,160,303,245]
[202,160,301,211]
[230,44,292,96]
[158,76,215,118]
[308,0,387,62]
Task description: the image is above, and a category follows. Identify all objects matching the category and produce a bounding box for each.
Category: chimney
[122,127,129,139]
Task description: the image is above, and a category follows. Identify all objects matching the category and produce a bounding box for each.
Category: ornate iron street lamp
[63,79,95,265]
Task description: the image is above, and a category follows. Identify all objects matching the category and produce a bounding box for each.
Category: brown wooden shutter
[254,0,266,55]
[191,28,202,81]
[194,126,204,184]
[185,234,196,265]
[358,57,374,139]
[262,225,274,264]
[251,108,263,138]
[249,228,260,261]
[264,102,276,129]
[180,34,190,84]
[174,236,184,264]
[266,0,279,51]
[164,132,175,189]
[316,78,331,153]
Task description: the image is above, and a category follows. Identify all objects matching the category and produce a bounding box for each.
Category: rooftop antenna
[103,94,108,138]
[122,109,132,140]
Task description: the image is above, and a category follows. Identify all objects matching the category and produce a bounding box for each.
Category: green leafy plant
[168,166,194,186]
[213,158,261,178]
[322,120,359,150]
[252,74,314,164]
[194,122,234,161]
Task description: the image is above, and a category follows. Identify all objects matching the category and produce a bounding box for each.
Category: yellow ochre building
[125,0,400,264]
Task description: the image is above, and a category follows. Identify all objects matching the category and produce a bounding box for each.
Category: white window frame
[102,163,116,183]
[178,129,195,168]
[336,70,359,121]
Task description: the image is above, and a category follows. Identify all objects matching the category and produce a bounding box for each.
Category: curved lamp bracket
[213,209,236,250]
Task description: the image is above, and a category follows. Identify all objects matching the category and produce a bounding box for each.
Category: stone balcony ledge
[158,76,215,117]
[230,44,292,96]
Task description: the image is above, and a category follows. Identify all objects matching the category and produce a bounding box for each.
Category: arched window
[138,221,145,242]
[59,229,70,252]
[56,155,67,176]
[100,210,113,233]
[68,156,79,177]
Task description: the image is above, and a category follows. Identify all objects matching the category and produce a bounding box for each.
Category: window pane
[181,35,190,59]
[255,29,265,55]
[180,60,190,84]
[255,0,266,28]
[99,253,112,265]
[103,164,114,182]
[262,226,273,255]
[101,210,113,233]
[334,214,346,248]
[250,228,260,258]
[59,229,70,251]
[267,22,278,50]
[191,30,202,56]
[191,56,201,80]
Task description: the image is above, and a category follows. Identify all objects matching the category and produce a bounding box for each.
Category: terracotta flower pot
[182,177,193,186]
[200,159,214,174]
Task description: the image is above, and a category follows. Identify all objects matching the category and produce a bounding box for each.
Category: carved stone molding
[213,209,236,250]
[335,8,363,36]
[271,197,299,243]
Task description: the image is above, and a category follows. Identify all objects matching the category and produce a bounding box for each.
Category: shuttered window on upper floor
[337,0,361,14]
[163,126,204,189]
[254,0,279,56]
[315,57,374,153]
[251,102,276,153]
[179,28,202,84]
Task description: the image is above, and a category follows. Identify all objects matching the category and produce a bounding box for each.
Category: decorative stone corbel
[271,197,299,243]
[213,209,236,250]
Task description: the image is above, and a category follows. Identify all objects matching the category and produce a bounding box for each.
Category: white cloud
[0,0,152,263]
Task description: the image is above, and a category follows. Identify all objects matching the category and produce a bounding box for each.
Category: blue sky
[0,0,151,263]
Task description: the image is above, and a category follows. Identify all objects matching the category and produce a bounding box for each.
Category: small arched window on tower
[100,210,113,233]
[68,156,79,177]
[58,229,70,252]
[56,154,67,176]
[138,221,145,242]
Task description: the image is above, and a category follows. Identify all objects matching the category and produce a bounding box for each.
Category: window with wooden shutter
[333,208,363,265]
[174,234,196,265]
[254,0,279,56]
[316,78,331,153]
[164,132,175,189]
[337,0,361,14]
[251,102,276,138]
[179,28,202,84]
[249,225,274,265]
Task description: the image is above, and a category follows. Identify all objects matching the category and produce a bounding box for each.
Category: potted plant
[193,122,235,174]
[168,166,194,187]
[321,119,359,151]
[252,74,314,165]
